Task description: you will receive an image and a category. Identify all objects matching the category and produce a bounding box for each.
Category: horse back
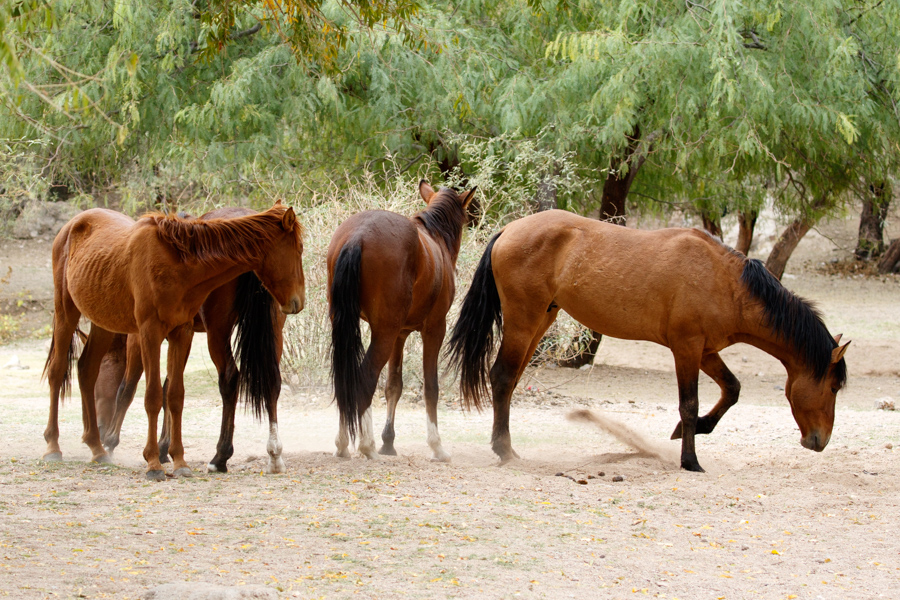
[494,210,745,346]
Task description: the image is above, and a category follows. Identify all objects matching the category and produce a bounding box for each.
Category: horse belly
[66,252,137,334]
[557,283,668,345]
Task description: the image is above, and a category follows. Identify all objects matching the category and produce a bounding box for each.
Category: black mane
[413,188,468,260]
[741,259,846,388]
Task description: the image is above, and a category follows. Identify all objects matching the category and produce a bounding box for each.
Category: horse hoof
[92,453,113,464]
[207,463,227,474]
[266,458,286,475]
[173,467,193,478]
[42,452,63,463]
[145,469,167,482]
[430,453,451,463]
[378,445,398,456]
[333,450,351,459]
[681,460,705,473]
[671,422,684,440]
[360,451,379,461]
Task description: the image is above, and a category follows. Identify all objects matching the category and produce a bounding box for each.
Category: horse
[42,203,304,480]
[91,209,287,474]
[447,210,849,472]
[328,180,476,461]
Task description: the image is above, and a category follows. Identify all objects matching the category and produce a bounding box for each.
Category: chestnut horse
[328,181,476,461]
[448,210,849,472]
[92,251,287,473]
[43,204,304,480]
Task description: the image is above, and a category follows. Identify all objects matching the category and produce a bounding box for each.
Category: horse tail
[233,271,279,421]
[447,231,503,411]
[329,241,365,441]
[42,322,79,404]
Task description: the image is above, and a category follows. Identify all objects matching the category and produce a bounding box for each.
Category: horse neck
[733,302,804,375]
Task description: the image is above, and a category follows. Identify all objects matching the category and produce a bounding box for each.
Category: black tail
[447,232,503,411]
[233,271,280,421]
[330,241,365,440]
[43,324,79,404]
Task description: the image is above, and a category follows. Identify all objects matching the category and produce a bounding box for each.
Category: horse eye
[831,387,838,395]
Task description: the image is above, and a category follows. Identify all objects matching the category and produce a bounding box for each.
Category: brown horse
[448,210,849,472]
[92,241,287,473]
[328,181,476,460]
[43,204,304,480]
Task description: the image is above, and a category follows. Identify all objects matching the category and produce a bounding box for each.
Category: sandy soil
[1,213,899,599]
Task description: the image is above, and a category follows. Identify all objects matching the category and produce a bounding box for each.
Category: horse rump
[329,241,366,440]
[447,232,504,411]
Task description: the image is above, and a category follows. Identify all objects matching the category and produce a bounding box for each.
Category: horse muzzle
[800,431,830,452]
[281,295,304,315]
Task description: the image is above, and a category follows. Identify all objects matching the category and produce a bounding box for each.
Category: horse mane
[143,205,302,266]
[413,188,468,259]
[740,258,847,388]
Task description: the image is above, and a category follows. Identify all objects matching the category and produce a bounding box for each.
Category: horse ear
[460,186,478,211]
[274,198,284,206]
[282,207,297,231]
[419,180,435,204]
[831,341,850,363]
[833,333,843,344]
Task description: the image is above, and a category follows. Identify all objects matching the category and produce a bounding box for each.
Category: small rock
[741,356,748,363]
[612,475,624,482]
[774,385,784,391]
[587,475,595,479]
[2,356,28,370]
[628,399,636,404]
[874,397,895,411]
[142,583,278,600]
[598,471,605,477]
[576,479,588,485]
[741,545,750,551]
[885,443,893,450]
[555,472,565,477]
[579,363,591,371]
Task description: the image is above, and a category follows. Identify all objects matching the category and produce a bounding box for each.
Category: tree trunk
[700,210,723,239]
[559,128,646,368]
[764,192,830,280]
[877,239,900,274]
[736,210,758,255]
[534,168,559,212]
[856,182,890,261]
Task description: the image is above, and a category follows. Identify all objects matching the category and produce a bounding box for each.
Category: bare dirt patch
[1,214,899,599]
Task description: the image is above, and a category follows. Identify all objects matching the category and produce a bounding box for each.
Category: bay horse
[448,210,849,472]
[91,209,287,474]
[328,181,476,461]
[43,203,304,480]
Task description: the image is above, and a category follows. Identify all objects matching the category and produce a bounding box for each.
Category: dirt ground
[1,213,899,599]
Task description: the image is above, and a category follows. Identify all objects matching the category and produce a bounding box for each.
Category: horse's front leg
[163,323,195,478]
[379,332,409,456]
[671,352,741,440]
[422,322,450,462]
[139,324,167,481]
[673,348,705,472]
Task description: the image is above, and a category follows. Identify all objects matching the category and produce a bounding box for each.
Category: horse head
[257,205,305,315]
[784,336,849,452]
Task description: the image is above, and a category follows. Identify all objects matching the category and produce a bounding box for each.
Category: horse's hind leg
[43,294,81,462]
[671,352,741,440]
[265,318,286,474]
[379,331,410,456]
[490,309,559,463]
[163,323,195,478]
[104,335,143,453]
[77,325,116,463]
[206,320,238,474]
[94,333,126,448]
[356,331,400,460]
[422,320,450,462]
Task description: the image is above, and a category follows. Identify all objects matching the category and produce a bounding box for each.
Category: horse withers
[43,203,304,480]
[328,180,476,461]
[448,209,848,472]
